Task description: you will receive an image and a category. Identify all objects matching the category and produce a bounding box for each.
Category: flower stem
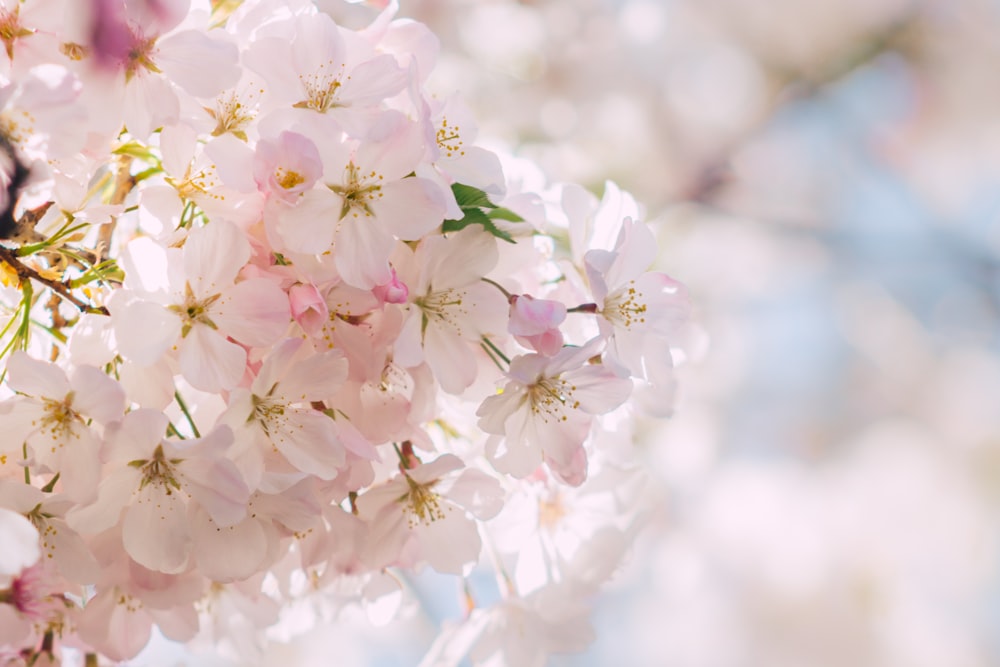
[480,277,513,301]
[174,391,201,438]
[480,336,510,365]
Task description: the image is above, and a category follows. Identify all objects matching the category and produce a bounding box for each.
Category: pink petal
[122,485,191,574]
[191,509,268,582]
[213,278,290,348]
[178,326,247,393]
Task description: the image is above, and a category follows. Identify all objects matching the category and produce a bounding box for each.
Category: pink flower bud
[509,295,566,355]
[289,283,328,336]
[373,268,409,304]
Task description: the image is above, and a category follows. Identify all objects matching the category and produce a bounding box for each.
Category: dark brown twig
[0,245,108,315]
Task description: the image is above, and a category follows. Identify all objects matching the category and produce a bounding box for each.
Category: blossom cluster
[0,0,690,664]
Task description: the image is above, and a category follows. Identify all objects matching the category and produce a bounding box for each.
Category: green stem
[174,391,201,438]
[480,277,513,301]
[480,336,510,365]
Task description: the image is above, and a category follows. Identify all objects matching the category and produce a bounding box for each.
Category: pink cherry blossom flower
[252,130,323,204]
[270,111,448,287]
[243,11,408,131]
[508,294,566,356]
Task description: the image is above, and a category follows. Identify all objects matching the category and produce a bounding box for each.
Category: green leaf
[443,207,515,243]
[451,183,497,209]
[487,207,523,222]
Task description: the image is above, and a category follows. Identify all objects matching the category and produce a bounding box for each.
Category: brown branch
[0,245,109,315]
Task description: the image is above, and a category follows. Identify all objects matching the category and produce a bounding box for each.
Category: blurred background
[387,0,1000,665]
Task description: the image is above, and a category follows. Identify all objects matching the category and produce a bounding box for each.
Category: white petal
[375,177,446,241]
[0,507,39,575]
[156,30,240,99]
[184,221,250,294]
[6,351,69,398]
[272,409,345,479]
[182,456,249,528]
[414,512,481,575]
[444,468,505,520]
[335,218,394,289]
[65,468,138,535]
[278,351,349,403]
[70,366,125,424]
[113,300,181,366]
[271,188,339,254]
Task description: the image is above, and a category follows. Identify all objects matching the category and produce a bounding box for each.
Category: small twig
[0,245,108,315]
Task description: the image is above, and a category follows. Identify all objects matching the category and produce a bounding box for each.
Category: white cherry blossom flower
[356,452,503,575]
[477,343,632,484]
[111,220,290,392]
[220,337,350,487]
[584,217,689,380]
[67,410,251,576]
[394,225,508,394]
[0,351,125,501]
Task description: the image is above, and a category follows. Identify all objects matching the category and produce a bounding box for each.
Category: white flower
[356,453,503,575]
[111,221,290,392]
[477,343,632,484]
[0,351,125,501]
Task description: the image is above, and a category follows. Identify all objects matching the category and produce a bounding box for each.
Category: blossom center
[398,475,446,527]
[329,162,384,219]
[275,167,305,190]
[0,8,32,61]
[436,117,465,159]
[130,444,183,494]
[208,88,260,140]
[123,32,160,79]
[603,280,647,329]
[526,376,579,424]
[294,61,346,113]
[250,392,289,443]
[168,282,221,337]
[38,394,81,445]
[415,288,467,336]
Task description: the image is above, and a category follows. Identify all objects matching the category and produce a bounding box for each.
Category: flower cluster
[0,0,690,664]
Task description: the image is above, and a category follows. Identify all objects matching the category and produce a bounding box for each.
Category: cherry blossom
[0,351,125,502]
[356,452,503,575]
[0,0,692,663]
[477,343,632,484]
[111,220,290,392]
